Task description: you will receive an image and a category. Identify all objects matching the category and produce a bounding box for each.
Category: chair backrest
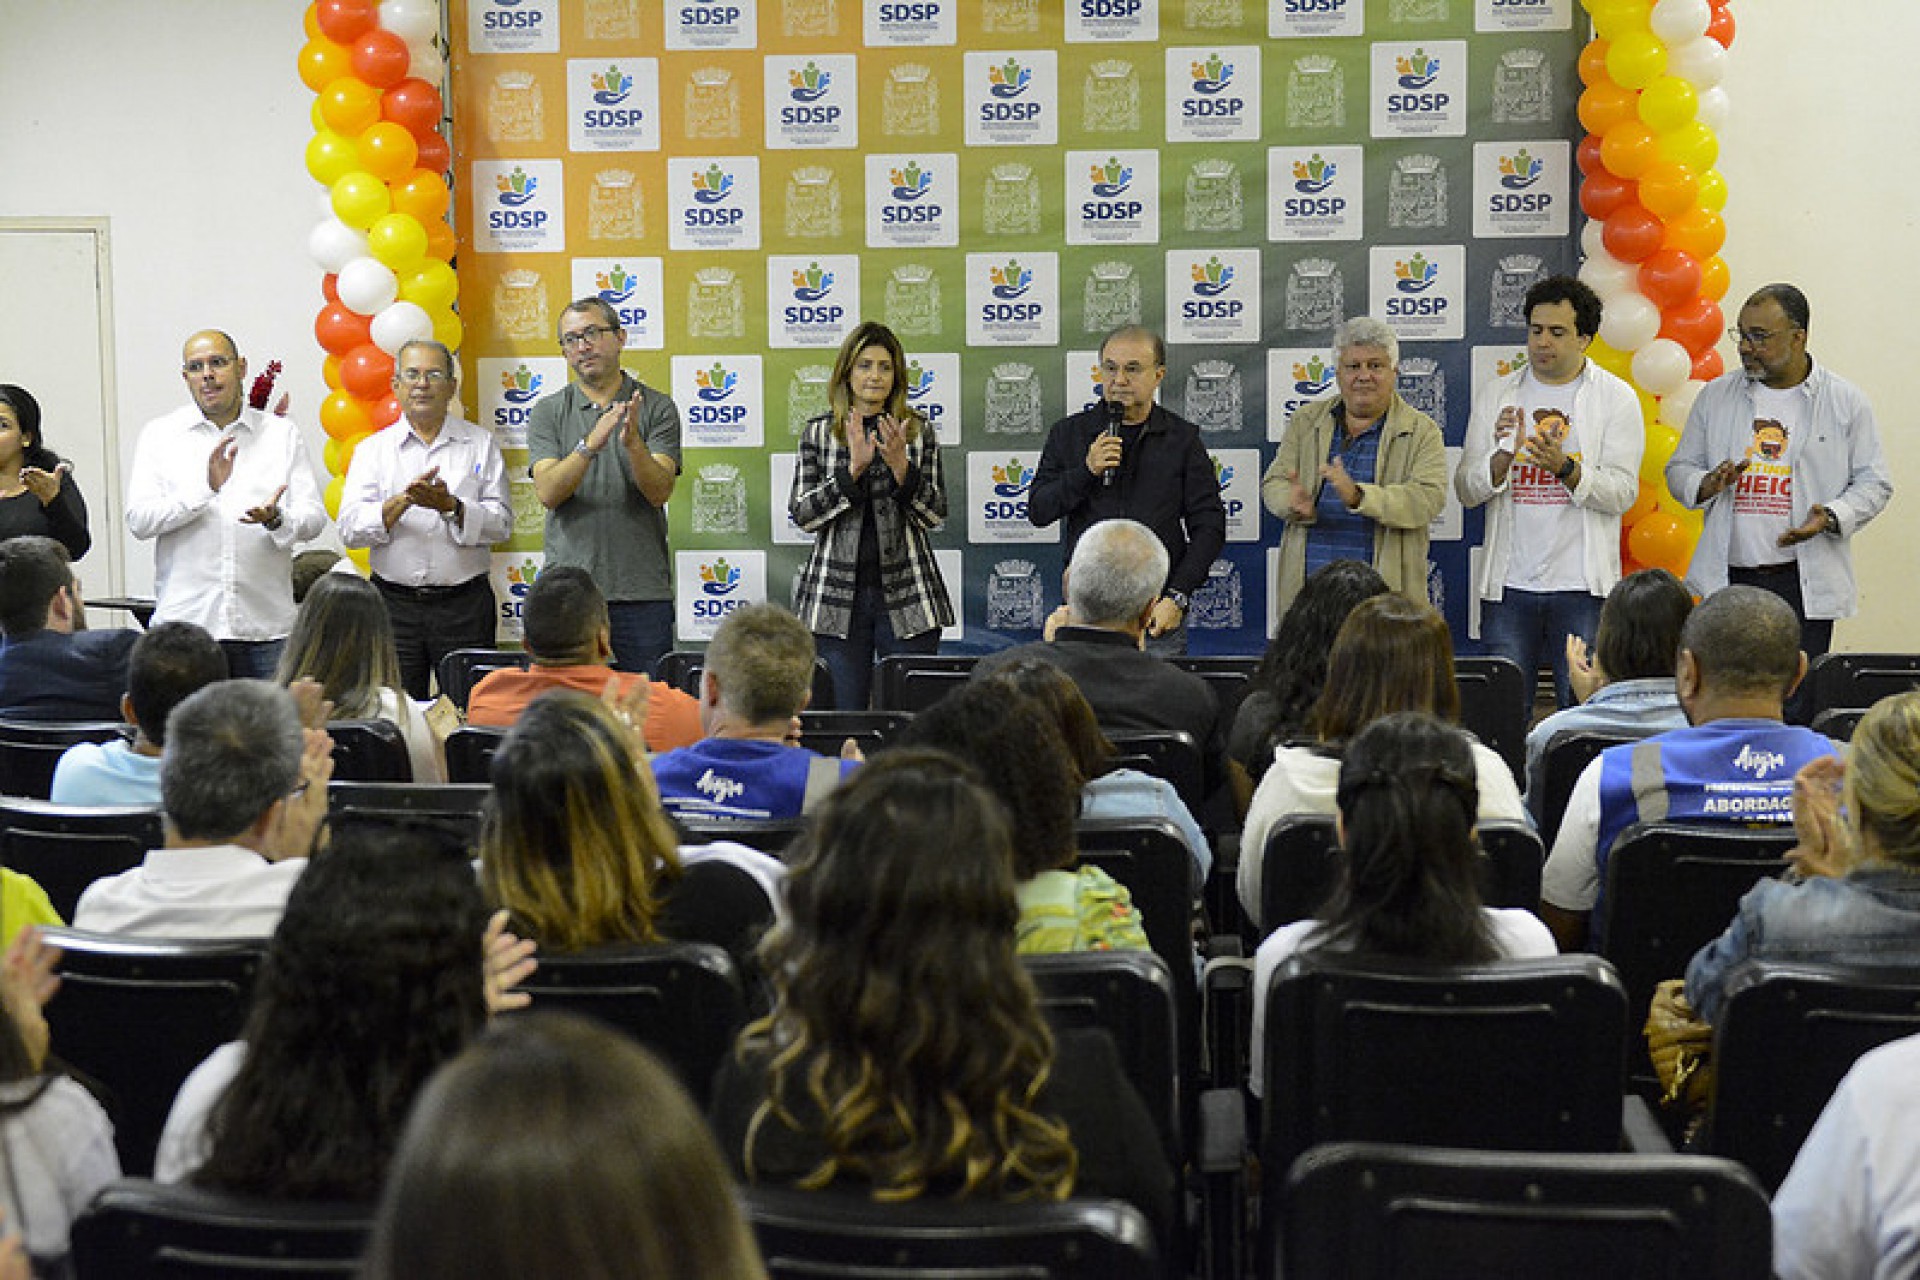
[1802,652,1920,723]
[442,725,507,784]
[514,941,745,1108]
[1167,655,1256,724]
[42,928,265,1177]
[874,654,979,713]
[1453,656,1529,778]
[434,647,527,711]
[326,781,490,849]
[662,651,839,711]
[1106,728,1205,816]
[1475,820,1544,914]
[325,719,412,783]
[1281,1142,1772,1280]
[1710,959,1920,1194]
[1023,950,1181,1160]
[0,797,162,921]
[677,816,810,859]
[796,708,912,758]
[1598,821,1794,1055]
[1534,730,1637,850]
[744,1187,1163,1280]
[72,1178,371,1279]
[1808,706,1867,742]
[0,719,127,800]
[1260,954,1629,1183]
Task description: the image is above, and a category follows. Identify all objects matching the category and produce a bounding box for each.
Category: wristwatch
[1822,506,1840,535]
[1164,589,1190,613]
[1555,457,1576,482]
[573,439,601,458]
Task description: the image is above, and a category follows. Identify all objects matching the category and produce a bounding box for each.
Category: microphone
[1101,397,1123,487]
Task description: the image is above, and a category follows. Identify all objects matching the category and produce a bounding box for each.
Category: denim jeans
[1479,588,1602,711]
[219,638,286,681]
[606,600,674,677]
[814,578,939,711]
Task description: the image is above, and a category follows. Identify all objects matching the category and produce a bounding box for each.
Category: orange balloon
[1663,207,1727,260]
[318,76,382,136]
[1637,161,1698,220]
[1600,120,1661,180]
[1578,40,1611,88]
[320,390,373,441]
[322,354,344,391]
[355,122,419,183]
[1623,481,1659,528]
[297,38,351,93]
[1628,511,1693,576]
[1578,81,1639,136]
[423,218,458,262]
[370,393,402,429]
[1699,254,1731,302]
[390,168,450,222]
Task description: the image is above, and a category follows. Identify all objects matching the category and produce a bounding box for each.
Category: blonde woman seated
[274,573,443,782]
[1238,593,1527,929]
[709,752,1175,1243]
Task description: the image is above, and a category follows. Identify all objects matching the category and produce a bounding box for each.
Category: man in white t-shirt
[1666,283,1892,667]
[1456,275,1645,711]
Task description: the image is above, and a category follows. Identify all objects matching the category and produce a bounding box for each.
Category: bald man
[126,330,327,678]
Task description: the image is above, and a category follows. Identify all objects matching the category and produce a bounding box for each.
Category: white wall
[0,1,1912,642]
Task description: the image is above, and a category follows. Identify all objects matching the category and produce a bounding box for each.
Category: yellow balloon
[1656,120,1720,173]
[1695,168,1728,212]
[399,261,459,312]
[1588,337,1633,380]
[367,212,429,270]
[330,170,392,230]
[1640,424,1680,488]
[304,3,322,40]
[310,97,328,132]
[1606,30,1667,89]
[1590,0,1652,40]
[1634,388,1659,426]
[431,309,464,352]
[324,473,346,520]
[1637,76,1698,134]
[305,130,357,187]
[344,546,372,574]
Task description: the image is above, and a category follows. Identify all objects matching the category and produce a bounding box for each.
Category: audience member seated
[1772,1030,1920,1279]
[72,681,331,939]
[274,573,443,782]
[1541,585,1842,952]
[1239,594,1527,930]
[709,752,1175,1242]
[0,928,119,1278]
[479,690,781,972]
[466,566,698,749]
[1249,712,1556,1096]
[154,819,534,1191]
[983,653,1211,890]
[1228,558,1388,788]
[288,548,341,604]
[1522,568,1694,808]
[1683,690,1920,1025]
[898,681,1148,954]
[976,517,1229,810]
[363,1012,767,1280]
[651,603,856,821]
[0,536,137,722]
[50,621,226,808]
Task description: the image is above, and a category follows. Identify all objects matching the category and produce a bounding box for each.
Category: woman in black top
[0,387,87,561]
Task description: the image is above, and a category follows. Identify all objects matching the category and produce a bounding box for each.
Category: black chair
[1597,821,1794,1064]
[0,797,162,921]
[1107,728,1206,817]
[796,708,912,757]
[72,1178,370,1279]
[1809,706,1867,741]
[434,646,527,710]
[1801,652,1920,723]
[1281,1141,1772,1280]
[1024,950,1181,1161]
[874,654,979,712]
[1454,655,1529,778]
[676,816,810,858]
[660,651,839,711]
[0,719,127,800]
[744,1186,1162,1280]
[1075,817,1196,1003]
[42,928,265,1177]
[1533,730,1636,850]
[1168,654,1256,724]
[1709,959,1920,1193]
[515,941,745,1108]
[326,781,489,847]
[325,719,412,783]
[443,725,507,783]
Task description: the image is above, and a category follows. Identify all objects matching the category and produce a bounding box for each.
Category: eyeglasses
[1102,361,1160,378]
[183,355,234,375]
[1729,327,1799,347]
[558,325,617,349]
[396,369,452,386]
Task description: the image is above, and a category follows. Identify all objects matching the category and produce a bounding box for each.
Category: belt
[372,574,487,601]
[1732,562,1798,577]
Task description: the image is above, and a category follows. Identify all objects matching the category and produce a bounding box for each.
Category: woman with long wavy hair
[789,321,954,711]
[709,751,1173,1240]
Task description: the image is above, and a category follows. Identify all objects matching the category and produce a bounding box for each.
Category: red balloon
[370,393,403,429]
[1602,203,1665,264]
[351,28,411,89]
[1692,349,1725,382]
[315,302,373,357]
[382,78,444,137]
[1638,248,1703,310]
[321,272,340,304]
[1660,297,1725,359]
[314,0,376,44]
[1580,171,1638,220]
[414,131,451,175]
[340,342,396,401]
[1705,5,1735,47]
[1576,133,1606,178]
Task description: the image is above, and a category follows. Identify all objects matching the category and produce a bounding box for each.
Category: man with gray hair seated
[73,680,333,938]
[1263,316,1448,614]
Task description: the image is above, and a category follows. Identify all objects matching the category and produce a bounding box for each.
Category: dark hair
[128,622,226,748]
[520,566,608,665]
[1309,595,1459,746]
[290,550,342,604]
[1247,560,1391,759]
[1594,569,1693,683]
[274,574,407,719]
[977,656,1115,782]
[193,820,490,1199]
[741,752,1075,1203]
[1314,712,1498,964]
[894,681,1079,879]
[1748,282,1810,332]
[0,386,59,474]
[364,1013,766,1280]
[1523,275,1603,338]
[560,296,623,335]
[1681,584,1804,698]
[0,535,69,636]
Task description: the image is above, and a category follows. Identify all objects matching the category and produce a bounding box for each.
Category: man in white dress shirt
[126,331,327,679]
[337,339,512,699]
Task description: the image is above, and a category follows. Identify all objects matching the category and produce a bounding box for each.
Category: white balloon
[379,0,440,45]
[1694,84,1732,133]
[1580,217,1607,260]
[408,43,445,90]
[1667,37,1727,89]
[370,300,434,356]
[1631,338,1693,397]
[1657,379,1704,429]
[1580,249,1637,300]
[308,218,370,274]
[337,257,400,316]
[1599,292,1662,351]
[1650,0,1711,44]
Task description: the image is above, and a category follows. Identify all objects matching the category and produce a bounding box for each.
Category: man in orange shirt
[467,565,700,750]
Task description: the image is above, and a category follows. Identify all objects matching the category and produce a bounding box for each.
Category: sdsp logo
[495,366,544,430]
[489,168,546,232]
[1212,457,1243,518]
[690,363,745,425]
[686,164,743,228]
[1183,53,1243,119]
[985,457,1034,520]
[596,265,647,328]
[694,558,746,621]
[982,57,1040,123]
[1387,253,1445,319]
[1285,154,1345,218]
[1389,48,1449,112]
